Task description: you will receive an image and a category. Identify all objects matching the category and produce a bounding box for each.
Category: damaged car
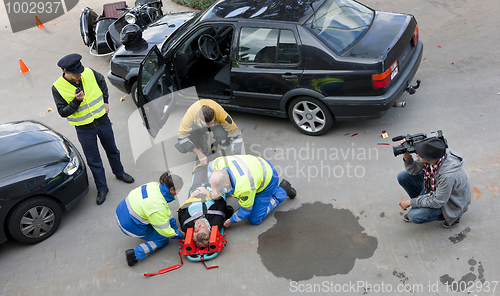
[108,0,423,136]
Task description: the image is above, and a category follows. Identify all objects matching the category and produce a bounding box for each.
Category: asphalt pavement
[1,0,499,295]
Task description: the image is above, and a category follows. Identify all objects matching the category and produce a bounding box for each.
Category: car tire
[288,96,334,136]
[7,197,62,244]
[131,81,139,108]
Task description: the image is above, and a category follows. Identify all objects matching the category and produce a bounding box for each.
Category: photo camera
[392,130,448,157]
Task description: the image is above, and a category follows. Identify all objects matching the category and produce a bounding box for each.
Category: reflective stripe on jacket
[209,155,272,210]
[52,68,106,126]
[126,182,177,238]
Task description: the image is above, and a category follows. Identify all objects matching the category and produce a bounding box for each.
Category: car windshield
[161,12,203,55]
[305,0,373,54]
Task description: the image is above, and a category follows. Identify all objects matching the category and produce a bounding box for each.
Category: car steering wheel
[198,34,220,61]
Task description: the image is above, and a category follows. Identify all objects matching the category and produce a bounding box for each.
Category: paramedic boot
[279,179,296,199]
[125,249,138,266]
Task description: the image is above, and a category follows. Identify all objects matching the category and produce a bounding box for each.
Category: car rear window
[305,0,374,54]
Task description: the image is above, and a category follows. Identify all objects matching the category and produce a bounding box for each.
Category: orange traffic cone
[35,16,44,28]
[19,59,30,74]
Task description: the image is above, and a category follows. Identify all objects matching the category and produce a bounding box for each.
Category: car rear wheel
[7,197,62,244]
[288,97,333,136]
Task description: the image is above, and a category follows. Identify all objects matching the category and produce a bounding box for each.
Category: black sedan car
[108,0,423,136]
[0,121,89,244]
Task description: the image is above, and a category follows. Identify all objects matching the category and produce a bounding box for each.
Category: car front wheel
[7,197,62,244]
[288,96,333,136]
[131,81,139,108]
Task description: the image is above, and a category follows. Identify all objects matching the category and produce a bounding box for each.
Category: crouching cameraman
[397,136,471,228]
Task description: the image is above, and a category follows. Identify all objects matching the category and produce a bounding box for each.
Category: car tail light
[372,61,398,89]
[412,24,419,47]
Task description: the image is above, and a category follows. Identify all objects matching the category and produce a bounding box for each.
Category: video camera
[392,130,448,157]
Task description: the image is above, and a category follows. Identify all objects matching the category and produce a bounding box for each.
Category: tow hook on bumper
[406,79,421,95]
[393,80,421,108]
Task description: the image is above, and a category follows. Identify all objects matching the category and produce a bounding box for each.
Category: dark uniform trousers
[76,117,124,192]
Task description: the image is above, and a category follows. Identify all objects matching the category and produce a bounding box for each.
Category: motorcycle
[80,0,163,56]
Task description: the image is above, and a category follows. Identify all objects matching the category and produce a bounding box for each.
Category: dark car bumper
[61,166,89,211]
[323,41,423,121]
[47,142,89,211]
[107,70,128,94]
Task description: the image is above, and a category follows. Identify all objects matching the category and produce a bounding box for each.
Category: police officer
[115,171,184,266]
[207,155,297,227]
[52,53,134,205]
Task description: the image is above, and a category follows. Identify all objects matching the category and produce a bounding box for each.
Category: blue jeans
[397,171,444,224]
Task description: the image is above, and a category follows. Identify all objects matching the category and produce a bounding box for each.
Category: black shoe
[279,179,296,199]
[211,141,218,154]
[125,249,138,266]
[443,218,460,228]
[403,214,410,222]
[226,205,234,215]
[96,188,109,205]
[116,173,134,184]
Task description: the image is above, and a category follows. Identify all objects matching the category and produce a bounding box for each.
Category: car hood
[0,121,70,180]
[343,11,413,61]
[114,11,197,56]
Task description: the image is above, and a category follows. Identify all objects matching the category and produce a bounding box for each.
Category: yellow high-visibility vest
[210,155,272,209]
[126,182,177,238]
[53,68,106,126]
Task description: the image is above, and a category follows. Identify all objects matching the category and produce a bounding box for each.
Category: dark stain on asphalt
[440,258,485,291]
[448,227,471,244]
[257,202,378,281]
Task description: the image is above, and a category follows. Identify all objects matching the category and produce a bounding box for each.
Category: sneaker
[443,218,460,228]
[125,249,138,266]
[279,179,297,199]
[403,214,410,222]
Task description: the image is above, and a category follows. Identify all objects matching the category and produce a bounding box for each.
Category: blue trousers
[76,117,124,192]
[246,162,287,225]
[116,200,170,260]
[397,171,444,224]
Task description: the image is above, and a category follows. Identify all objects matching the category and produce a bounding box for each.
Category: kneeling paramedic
[116,172,184,266]
[207,155,297,228]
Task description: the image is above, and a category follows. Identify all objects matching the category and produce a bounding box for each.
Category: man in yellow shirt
[175,99,243,165]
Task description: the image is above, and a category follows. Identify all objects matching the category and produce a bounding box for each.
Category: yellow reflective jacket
[52,68,106,126]
[209,155,272,210]
[126,182,176,238]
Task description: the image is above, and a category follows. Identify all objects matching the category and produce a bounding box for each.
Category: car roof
[199,0,325,24]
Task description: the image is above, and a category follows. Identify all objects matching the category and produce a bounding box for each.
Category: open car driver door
[137,45,174,139]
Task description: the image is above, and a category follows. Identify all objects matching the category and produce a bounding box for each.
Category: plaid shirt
[423,155,445,194]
